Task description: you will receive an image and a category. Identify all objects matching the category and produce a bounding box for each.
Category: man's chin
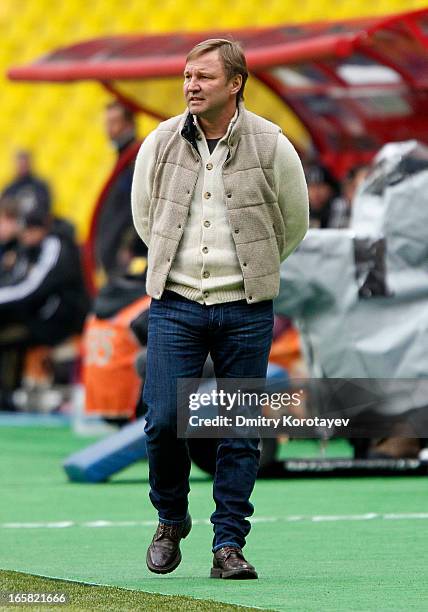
[188,101,206,116]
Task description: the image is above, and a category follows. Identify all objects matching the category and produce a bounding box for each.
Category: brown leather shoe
[211,546,258,579]
[146,514,192,574]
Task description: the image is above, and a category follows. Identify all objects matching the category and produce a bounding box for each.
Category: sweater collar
[180,102,245,151]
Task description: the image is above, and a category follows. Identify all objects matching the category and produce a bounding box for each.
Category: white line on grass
[2,513,428,529]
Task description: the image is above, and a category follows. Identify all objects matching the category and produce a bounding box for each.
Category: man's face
[105,107,129,141]
[183,50,240,118]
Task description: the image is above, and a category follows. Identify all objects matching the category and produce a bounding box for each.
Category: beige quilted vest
[146,104,284,303]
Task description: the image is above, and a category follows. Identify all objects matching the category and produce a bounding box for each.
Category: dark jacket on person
[0,224,90,346]
[2,173,51,217]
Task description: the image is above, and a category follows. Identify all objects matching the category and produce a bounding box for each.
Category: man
[105,100,137,154]
[2,150,51,218]
[305,163,338,228]
[131,39,309,579]
[0,202,89,398]
[97,101,146,276]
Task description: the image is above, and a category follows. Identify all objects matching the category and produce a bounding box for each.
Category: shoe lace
[221,546,244,560]
[156,522,180,541]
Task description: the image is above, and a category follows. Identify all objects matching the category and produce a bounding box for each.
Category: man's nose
[188,76,200,90]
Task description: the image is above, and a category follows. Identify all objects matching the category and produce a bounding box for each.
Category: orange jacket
[82,295,150,418]
[269,325,301,372]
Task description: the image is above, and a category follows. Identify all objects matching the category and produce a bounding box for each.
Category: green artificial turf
[0,425,427,611]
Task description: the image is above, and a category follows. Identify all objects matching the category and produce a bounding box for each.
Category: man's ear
[230,74,243,96]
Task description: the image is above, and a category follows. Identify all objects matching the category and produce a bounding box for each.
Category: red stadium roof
[8,8,428,175]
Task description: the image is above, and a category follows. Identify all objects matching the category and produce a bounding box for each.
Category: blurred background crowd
[1,0,427,467]
[0,102,369,410]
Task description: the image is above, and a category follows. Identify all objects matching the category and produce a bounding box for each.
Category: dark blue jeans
[143,290,273,550]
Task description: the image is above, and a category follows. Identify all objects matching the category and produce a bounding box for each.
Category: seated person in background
[305,164,339,228]
[0,202,90,404]
[0,196,21,281]
[328,165,370,229]
[1,150,51,218]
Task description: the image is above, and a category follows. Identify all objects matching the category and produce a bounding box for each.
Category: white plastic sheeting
[275,141,428,416]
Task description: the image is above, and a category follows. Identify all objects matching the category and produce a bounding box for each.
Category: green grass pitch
[0,425,427,611]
